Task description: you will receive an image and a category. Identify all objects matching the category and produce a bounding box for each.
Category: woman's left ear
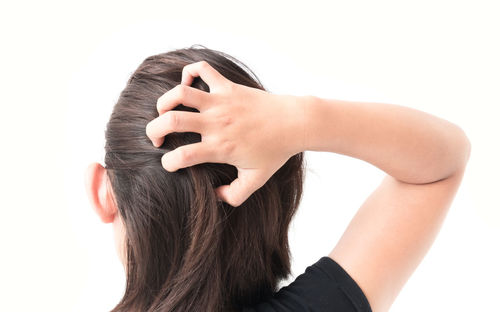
[84,162,118,223]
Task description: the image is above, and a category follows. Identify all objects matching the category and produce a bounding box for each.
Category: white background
[1,1,499,311]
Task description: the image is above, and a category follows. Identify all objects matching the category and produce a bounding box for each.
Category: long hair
[104,46,305,311]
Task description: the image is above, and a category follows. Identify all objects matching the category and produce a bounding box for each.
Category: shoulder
[244,257,372,312]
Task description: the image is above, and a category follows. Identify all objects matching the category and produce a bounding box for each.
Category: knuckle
[166,112,179,130]
[178,147,192,164]
[225,192,236,206]
[220,139,235,156]
[220,115,233,127]
[200,61,213,72]
[230,195,243,207]
[175,84,187,99]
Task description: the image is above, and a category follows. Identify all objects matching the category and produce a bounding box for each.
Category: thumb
[215,170,267,207]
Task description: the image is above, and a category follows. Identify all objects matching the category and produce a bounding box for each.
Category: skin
[84,163,126,265]
[86,61,471,312]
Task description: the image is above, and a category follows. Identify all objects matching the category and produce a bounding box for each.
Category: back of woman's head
[104,46,305,311]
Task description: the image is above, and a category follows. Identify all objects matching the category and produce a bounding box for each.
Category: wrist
[279,94,315,156]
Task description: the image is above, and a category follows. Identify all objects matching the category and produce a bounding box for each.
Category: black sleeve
[244,256,372,312]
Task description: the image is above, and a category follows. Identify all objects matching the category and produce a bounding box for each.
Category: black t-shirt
[243,257,372,312]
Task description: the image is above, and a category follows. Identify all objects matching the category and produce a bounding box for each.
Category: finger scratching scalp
[104,45,305,311]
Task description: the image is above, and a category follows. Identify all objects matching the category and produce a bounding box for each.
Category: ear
[84,162,118,224]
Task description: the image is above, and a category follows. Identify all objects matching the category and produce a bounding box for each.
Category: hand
[146,61,305,207]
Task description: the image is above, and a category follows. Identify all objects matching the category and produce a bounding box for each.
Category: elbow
[465,133,472,163]
[440,125,471,182]
[450,125,471,177]
[460,126,472,167]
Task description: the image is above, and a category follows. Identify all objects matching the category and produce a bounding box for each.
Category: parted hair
[104,46,305,311]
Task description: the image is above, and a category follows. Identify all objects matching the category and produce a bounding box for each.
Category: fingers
[181,61,229,89]
[215,170,268,207]
[157,84,211,114]
[161,142,217,172]
[146,111,206,147]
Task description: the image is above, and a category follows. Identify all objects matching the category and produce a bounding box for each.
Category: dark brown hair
[104,46,305,311]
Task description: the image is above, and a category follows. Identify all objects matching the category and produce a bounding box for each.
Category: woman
[85,46,471,311]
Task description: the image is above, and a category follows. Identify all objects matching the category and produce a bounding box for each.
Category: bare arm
[146,61,471,312]
[303,97,470,184]
[303,97,470,311]
[329,168,467,312]
[298,97,470,311]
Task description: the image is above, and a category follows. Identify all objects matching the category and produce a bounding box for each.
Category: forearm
[296,96,470,184]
